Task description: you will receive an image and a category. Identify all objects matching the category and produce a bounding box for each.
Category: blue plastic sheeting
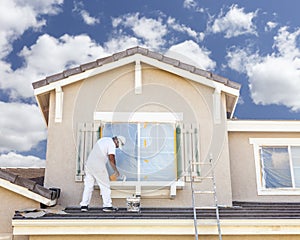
[291,146,300,187]
[261,147,292,188]
[102,123,176,181]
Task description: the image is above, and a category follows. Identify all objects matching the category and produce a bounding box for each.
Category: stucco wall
[44,63,232,207]
[228,131,300,202]
[0,186,39,240]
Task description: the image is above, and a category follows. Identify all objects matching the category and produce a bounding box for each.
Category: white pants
[80,168,112,207]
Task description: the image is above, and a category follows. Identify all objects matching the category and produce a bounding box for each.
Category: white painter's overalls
[80,137,115,207]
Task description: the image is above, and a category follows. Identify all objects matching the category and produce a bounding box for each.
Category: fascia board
[227,120,300,132]
[33,55,139,96]
[138,54,239,97]
[34,54,239,97]
[12,219,300,235]
[0,178,56,206]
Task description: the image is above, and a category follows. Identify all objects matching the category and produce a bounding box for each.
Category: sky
[0,0,300,167]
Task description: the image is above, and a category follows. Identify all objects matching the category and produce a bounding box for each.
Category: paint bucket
[126,196,141,212]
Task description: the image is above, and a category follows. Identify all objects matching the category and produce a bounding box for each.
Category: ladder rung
[195,206,217,209]
[193,176,213,180]
[194,190,214,194]
[191,161,212,165]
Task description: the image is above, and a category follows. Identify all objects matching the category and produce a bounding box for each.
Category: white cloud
[265,21,278,31]
[183,0,197,9]
[73,1,100,25]
[104,35,140,54]
[80,10,100,25]
[112,13,168,50]
[0,152,45,168]
[182,0,204,12]
[0,34,106,98]
[167,17,204,42]
[0,0,63,58]
[165,40,216,71]
[227,27,300,111]
[0,101,47,152]
[209,4,257,38]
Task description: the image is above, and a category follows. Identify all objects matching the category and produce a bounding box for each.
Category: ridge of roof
[0,169,60,206]
[32,46,241,90]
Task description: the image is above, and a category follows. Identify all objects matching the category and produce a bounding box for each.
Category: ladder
[190,156,222,240]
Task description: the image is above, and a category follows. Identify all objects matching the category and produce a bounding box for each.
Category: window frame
[250,138,300,195]
[93,112,185,198]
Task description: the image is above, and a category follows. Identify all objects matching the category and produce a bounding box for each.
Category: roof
[12,202,300,236]
[2,168,45,185]
[0,169,60,206]
[13,201,300,220]
[32,46,241,124]
[32,46,240,91]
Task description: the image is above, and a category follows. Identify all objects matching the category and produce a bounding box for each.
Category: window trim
[250,138,300,196]
[94,112,183,123]
[92,112,185,198]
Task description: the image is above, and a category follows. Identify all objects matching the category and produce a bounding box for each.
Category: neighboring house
[1,46,300,239]
[0,168,59,240]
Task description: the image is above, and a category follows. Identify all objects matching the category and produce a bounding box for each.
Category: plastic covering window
[261,146,300,189]
[102,122,176,181]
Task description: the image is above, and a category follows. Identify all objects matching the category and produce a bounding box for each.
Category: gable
[32,46,240,125]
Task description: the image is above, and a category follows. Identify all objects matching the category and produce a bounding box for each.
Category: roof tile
[162,56,180,67]
[210,73,227,84]
[96,55,114,66]
[0,170,18,183]
[32,184,54,199]
[178,62,195,72]
[135,46,148,55]
[0,169,58,201]
[113,50,129,61]
[15,176,36,191]
[63,67,82,78]
[46,73,65,84]
[226,80,241,90]
[80,61,98,72]
[32,79,47,89]
[126,46,140,56]
[146,50,163,61]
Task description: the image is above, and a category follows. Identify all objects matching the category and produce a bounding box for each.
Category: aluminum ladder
[190,156,222,240]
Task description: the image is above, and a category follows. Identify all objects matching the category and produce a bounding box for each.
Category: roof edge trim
[228,120,300,132]
[13,219,300,235]
[33,46,241,95]
[0,178,57,206]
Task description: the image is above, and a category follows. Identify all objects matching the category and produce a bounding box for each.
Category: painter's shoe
[81,206,88,212]
[103,206,118,212]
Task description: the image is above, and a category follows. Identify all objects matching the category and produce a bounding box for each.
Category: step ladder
[190,156,222,240]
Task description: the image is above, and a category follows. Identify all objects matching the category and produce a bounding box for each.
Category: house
[1,46,300,239]
[0,168,60,240]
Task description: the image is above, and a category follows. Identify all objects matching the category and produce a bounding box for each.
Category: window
[250,138,300,195]
[102,122,177,181]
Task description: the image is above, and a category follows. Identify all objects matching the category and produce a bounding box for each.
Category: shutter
[75,122,101,181]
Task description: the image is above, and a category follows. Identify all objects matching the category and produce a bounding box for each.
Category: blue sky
[1,0,300,167]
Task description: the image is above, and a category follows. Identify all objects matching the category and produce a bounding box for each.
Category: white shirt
[85,137,116,172]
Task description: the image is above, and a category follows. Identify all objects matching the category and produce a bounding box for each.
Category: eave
[0,178,57,206]
[12,218,300,236]
[0,169,59,206]
[227,120,300,132]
